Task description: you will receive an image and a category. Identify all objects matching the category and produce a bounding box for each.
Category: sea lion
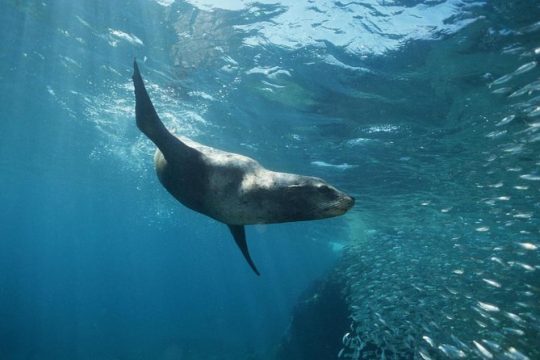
[132,60,354,275]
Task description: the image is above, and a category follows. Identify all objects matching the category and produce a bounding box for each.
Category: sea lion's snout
[346,195,355,208]
[324,193,354,217]
[341,194,355,212]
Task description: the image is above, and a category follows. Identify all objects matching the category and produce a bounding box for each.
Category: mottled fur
[154,137,354,225]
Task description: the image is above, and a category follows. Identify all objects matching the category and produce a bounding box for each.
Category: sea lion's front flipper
[227,225,260,276]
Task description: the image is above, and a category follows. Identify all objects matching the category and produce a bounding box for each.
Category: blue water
[0,1,539,359]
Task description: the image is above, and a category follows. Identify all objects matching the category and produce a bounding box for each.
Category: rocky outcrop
[276,269,349,360]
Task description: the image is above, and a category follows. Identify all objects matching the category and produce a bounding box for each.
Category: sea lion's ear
[227,225,260,276]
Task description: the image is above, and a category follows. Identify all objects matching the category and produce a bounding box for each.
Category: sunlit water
[0,1,538,359]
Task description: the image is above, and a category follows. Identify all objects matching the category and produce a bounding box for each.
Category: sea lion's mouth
[325,195,355,216]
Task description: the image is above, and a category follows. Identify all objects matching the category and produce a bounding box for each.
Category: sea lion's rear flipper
[132,60,170,141]
[227,225,260,276]
[132,60,195,161]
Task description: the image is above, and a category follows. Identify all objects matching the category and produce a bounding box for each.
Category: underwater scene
[0,0,539,359]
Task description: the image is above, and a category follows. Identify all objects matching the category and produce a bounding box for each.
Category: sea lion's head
[243,173,355,223]
[283,176,355,220]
